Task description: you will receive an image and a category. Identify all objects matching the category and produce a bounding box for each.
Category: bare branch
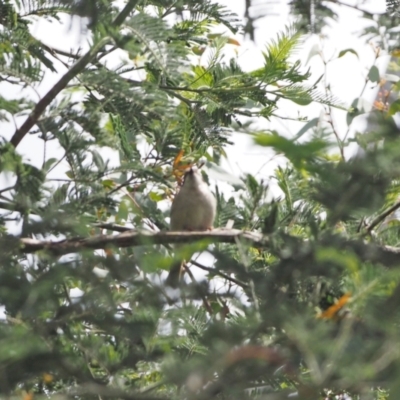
[325,0,380,17]
[184,264,214,315]
[19,229,265,255]
[364,199,400,234]
[93,223,135,233]
[16,229,400,272]
[190,260,249,289]
[67,382,164,400]
[112,0,140,27]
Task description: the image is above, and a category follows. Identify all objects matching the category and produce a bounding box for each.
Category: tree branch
[10,0,139,148]
[93,223,135,233]
[326,0,380,17]
[40,43,82,60]
[184,264,214,315]
[364,199,400,234]
[10,37,111,148]
[112,0,140,27]
[16,230,400,271]
[190,259,249,289]
[19,229,265,255]
[67,382,164,400]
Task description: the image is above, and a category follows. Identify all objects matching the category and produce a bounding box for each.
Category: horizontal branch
[68,382,163,400]
[17,229,400,271]
[19,229,265,255]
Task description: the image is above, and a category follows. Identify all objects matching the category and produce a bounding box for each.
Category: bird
[166,166,217,287]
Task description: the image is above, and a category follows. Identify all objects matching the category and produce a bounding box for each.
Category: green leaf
[280,87,313,106]
[293,118,319,140]
[0,96,22,114]
[90,150,105,170]
[368,65,380,83]
[338,48,358,59]
[316,247,359,271]
[389,99,400,116]
[254,132,329,169]
[116,199,129,221]
[102,179,115,190]
[346,97,371,126]
[289,93,313,106]
[42,158,58,172]
[110,113,132,160]
[149,191,163,202]
[50,183,69,207]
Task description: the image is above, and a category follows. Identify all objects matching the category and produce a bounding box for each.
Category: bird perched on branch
[166,166,217,287]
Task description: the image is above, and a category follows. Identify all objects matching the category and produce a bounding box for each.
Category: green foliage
[1,1,400,400]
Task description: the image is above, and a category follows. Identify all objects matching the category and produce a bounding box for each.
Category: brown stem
[190,259,249,289]
[10,0,140,148]
[93,223,135,233]
[325,0,379,17]
[10,38,110,148]
[19,229,265,255]
[184,264,213,315]
[364,200,400,234]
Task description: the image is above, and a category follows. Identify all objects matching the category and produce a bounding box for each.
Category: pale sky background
[0,0,392,296]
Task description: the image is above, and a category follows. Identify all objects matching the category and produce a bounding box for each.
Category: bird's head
[182,166,204,188]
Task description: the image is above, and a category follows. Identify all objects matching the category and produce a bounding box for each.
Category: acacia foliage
[1,1,400,399]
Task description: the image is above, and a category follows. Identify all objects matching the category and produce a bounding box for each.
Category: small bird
[166,166,217,287]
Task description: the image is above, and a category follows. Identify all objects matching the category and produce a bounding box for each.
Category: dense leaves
[1,1,400,400]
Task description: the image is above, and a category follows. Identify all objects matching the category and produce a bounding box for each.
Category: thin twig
[190,260,249,289]
[236,236,260,314]
[364,199,400,234]
[62,282,73,306]
[0,185,15,195]
[326,0,379,17]
[319,40,345,160]
[184,264,213,315]
[41,43,82,59]
[342,45,381,144]
[107,176,137,196]
[93,223,135,233]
